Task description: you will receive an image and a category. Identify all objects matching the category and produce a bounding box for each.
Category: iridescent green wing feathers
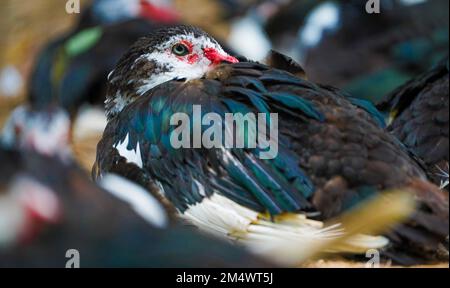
[108,63,327,215]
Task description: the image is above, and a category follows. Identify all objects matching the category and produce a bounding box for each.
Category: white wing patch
[100,174,168,228]
[183,193,259,238]
[114,133,143,168]
[181,187,388,265]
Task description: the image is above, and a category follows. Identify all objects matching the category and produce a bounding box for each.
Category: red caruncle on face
[171,40,238,66]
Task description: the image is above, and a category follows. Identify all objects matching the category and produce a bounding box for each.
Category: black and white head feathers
[105,25,237,119]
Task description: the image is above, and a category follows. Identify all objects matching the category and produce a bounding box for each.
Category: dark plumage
[266,50,306,79]
[378,59,449,190]
[0,146,271,268]
[94,26,449,264]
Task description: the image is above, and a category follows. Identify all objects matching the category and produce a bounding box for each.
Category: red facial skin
[139,0,180,24]
[172,41,239,66]
[203,48,239,65]
[187,54,200,64]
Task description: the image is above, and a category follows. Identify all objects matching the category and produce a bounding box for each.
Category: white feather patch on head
[100,174,168,228]
[154,33,223,55]
[105,90,131,119]
[136,34,225,95]
[114,133,143,168]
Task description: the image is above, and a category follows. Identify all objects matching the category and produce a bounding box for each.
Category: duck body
[378,59,449,190]
[92,26,448,264]
[97,62,421,215]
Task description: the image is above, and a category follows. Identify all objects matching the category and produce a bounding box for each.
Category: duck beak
[203,48,239,65]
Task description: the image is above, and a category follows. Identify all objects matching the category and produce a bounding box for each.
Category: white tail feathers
[182,191,416,266]
[269,190,415,266]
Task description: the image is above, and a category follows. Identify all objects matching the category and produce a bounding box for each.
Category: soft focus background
[0,0,448,268]
[0,0,74,124]
[0,0,252,121]
[1,0,448,104]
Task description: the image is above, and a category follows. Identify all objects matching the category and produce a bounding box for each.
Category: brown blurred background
[0,0,257,122]
[0,0,447,268]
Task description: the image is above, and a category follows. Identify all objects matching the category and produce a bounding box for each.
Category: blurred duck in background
[225,0,317,61]
[29,0,180,118]
[1,106,72,159]
[0,145,274,268]
[226,0,277,60]
[78,0,178,28]
[301,0,449,104]
[4,0,181,170]
[258,0,448,100]
[378,58,449,191]
[264,0,332,57]
[0,103,272,267]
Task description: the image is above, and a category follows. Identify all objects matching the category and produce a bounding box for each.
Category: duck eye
[172,44,190,56]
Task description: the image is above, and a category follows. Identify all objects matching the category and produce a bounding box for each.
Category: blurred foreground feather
[254,190,416,266]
